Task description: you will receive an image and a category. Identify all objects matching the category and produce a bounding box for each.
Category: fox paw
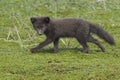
[30,48,37,53]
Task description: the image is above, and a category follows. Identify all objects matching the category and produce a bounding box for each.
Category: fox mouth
[38,33,42,35]
[36,29,44,35]
[37,32,43,35]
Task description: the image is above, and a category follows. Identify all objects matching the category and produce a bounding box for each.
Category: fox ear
[44,17,50,23]
[30,17,36,23]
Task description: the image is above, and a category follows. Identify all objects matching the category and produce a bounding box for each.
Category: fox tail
[90,23,115,45]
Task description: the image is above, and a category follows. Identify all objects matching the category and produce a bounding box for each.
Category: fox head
[30,16,50,35]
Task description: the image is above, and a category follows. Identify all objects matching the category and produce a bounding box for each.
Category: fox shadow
[33,48,102,54]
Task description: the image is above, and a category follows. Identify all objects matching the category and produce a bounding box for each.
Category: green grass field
[0,0,120,80]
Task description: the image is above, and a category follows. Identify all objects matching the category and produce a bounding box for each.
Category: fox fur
[30,16,115,53]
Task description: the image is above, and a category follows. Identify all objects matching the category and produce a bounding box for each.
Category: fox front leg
[31,38,52,53]
[53,38,59,53]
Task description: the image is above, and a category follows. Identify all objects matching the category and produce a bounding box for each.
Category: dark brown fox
[30,16,115,53]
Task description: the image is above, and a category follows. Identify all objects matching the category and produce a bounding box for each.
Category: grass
[0,0,120,80]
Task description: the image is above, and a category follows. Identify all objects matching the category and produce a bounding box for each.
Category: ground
[0,0,120,80]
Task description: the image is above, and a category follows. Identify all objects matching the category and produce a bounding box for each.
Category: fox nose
[37,30,43,35]
[38,33,42,35]
[38,32,42,35]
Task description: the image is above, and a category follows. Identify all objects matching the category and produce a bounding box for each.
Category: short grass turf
[0,0,120,80]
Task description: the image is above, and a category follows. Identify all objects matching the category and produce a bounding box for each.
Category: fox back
[31,16,90,38]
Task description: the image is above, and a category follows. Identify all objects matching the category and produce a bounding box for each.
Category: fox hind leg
[76,36,89,53]
[88,36,105,52]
